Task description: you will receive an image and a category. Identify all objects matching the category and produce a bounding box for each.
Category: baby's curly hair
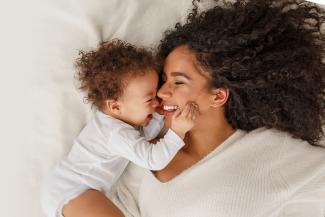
[76,39,158,110]
[158,0,325,145]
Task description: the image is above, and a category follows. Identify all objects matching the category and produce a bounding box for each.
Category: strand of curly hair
[158,0,325,145]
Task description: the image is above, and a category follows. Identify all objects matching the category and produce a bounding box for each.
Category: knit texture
[115,128,325,217]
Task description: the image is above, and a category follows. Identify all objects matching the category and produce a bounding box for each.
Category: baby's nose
[151,97,159,108]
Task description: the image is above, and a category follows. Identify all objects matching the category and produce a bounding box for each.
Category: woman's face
[157,45,213,124]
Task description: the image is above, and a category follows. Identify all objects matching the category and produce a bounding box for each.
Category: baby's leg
[62,189,124,217]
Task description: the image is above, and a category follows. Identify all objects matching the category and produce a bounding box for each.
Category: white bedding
[0,0,324,217]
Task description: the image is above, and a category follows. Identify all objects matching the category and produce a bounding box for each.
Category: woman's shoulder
[244,127,325,169]
[248,128,325,198]
[244,127,325,151]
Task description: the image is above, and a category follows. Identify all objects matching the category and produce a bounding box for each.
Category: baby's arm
[169,101,199,139]
[141,112,165,141]
[109,102,199,170]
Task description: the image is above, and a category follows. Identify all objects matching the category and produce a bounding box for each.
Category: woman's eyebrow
[171,72,191,80]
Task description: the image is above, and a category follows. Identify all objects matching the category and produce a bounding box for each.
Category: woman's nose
[157,83,171,99]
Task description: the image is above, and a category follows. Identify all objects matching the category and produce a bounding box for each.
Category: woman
[62,0,325,216]
[114,0,325,216]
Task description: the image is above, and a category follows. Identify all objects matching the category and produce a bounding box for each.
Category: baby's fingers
[181,102,192,117]
[188,103,200,120]
[172,108,182,119]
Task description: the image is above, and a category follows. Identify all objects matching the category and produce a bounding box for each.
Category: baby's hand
[170,101,199,139]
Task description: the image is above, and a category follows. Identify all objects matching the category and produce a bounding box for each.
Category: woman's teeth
[163,105,178,111]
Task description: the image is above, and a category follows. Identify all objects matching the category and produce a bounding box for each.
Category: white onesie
[41,110,184,217]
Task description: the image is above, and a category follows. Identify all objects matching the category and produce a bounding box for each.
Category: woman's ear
[210,88,229,108]
[104,99,121,115]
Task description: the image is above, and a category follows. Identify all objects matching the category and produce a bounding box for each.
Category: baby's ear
[209,88,229,108]
[104,99,121,115]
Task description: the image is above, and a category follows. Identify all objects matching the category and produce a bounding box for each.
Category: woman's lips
[162,105,179,116]
[163,105,178,111]
[163,110,175,116]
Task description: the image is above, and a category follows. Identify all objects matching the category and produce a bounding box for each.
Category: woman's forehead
[165,45,194,62]
[163,45,211,80]
[164,46,198,72]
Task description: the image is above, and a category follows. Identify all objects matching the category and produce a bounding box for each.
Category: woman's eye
[174,81,184,85]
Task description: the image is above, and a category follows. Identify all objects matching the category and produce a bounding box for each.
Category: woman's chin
[163,110,176,116]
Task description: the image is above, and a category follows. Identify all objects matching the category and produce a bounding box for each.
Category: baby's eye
[146,99,153,102]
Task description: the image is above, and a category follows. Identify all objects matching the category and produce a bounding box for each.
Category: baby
[41,40,199,217]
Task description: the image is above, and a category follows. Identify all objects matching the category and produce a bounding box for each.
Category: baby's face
[118,69,159,127]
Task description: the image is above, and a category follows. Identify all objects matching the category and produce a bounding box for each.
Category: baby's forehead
[122,71,158,97]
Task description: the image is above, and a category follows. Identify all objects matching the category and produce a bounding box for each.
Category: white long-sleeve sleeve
[41,111,184,217]
[108,125,184,171]
[141,112,165,141]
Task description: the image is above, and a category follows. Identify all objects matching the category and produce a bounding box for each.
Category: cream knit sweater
[113,128,325,217]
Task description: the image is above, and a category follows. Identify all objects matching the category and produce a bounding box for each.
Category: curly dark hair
[158,0,325,145]
[76,39,158,110]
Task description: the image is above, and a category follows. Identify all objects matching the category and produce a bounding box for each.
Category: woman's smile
[161,103,179,116]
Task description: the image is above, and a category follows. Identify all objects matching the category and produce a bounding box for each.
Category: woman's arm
[62,189,124,217]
